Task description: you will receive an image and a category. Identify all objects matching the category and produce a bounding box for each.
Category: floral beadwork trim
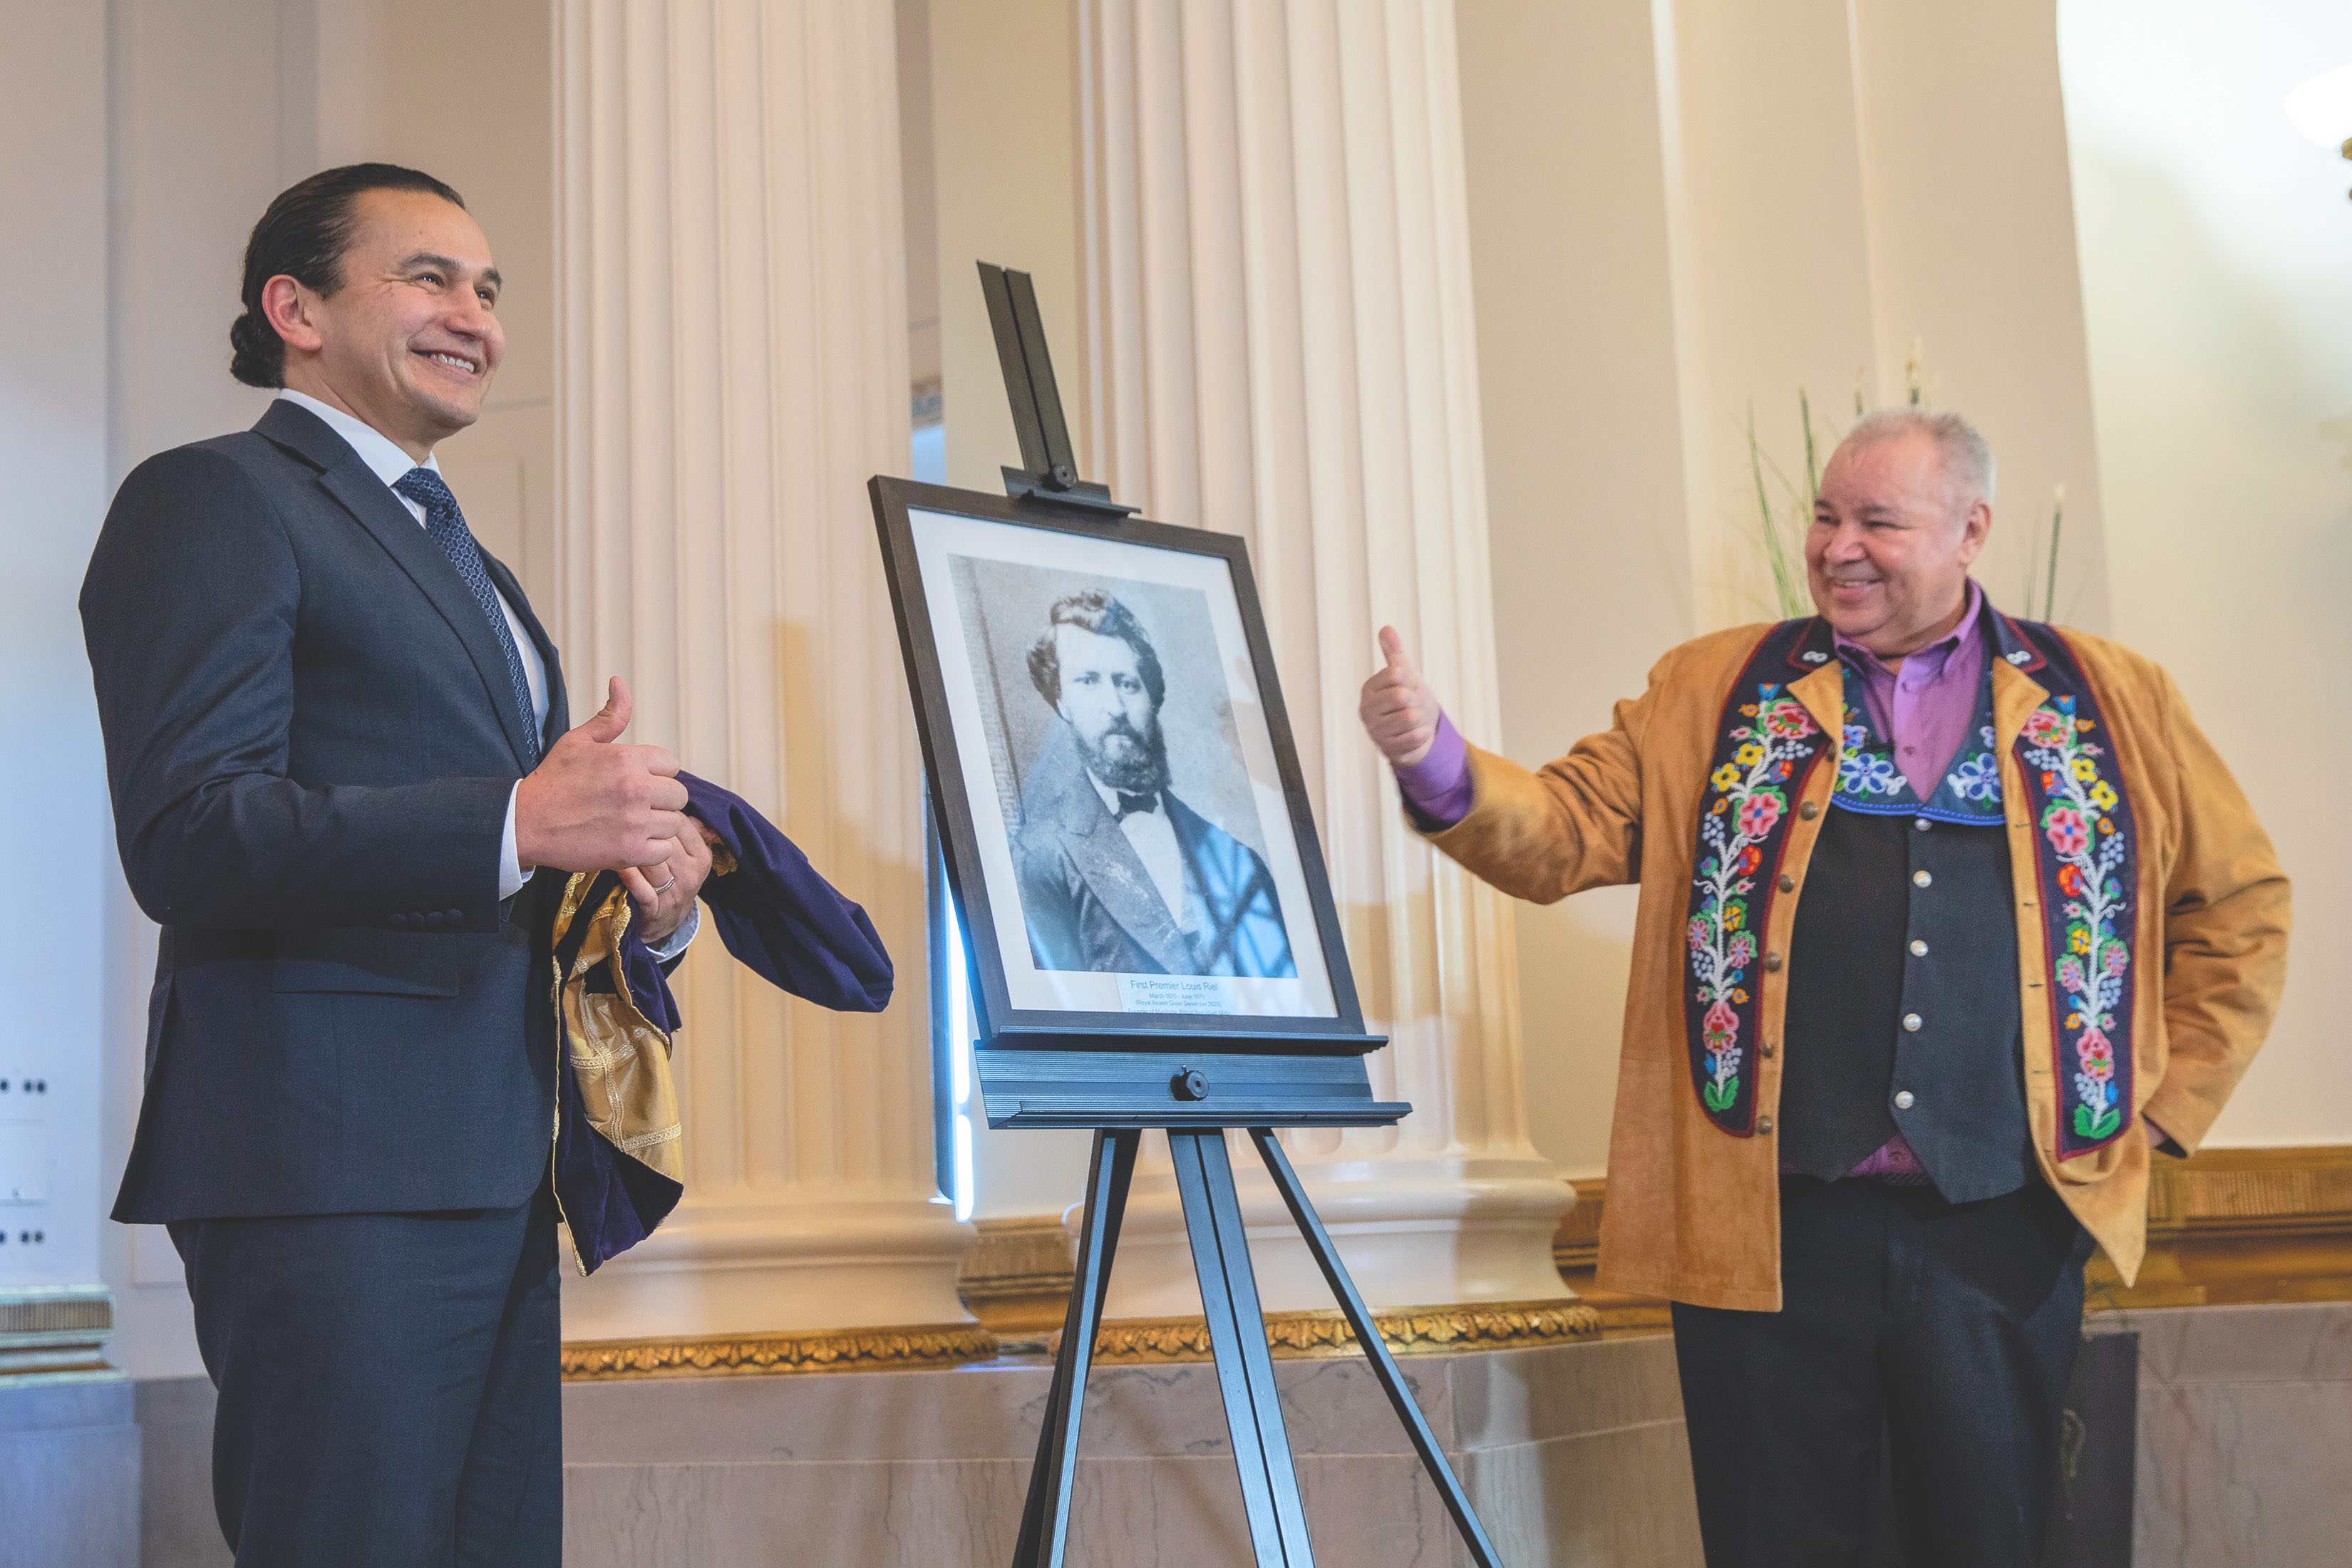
[1680,612,2140,1160]
[1682,622,1831,1135]
[2013,666,2137,1154]
[1830,669,2005,822]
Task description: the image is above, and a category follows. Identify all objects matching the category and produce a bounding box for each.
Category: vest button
[1903,1013,1923,1032]
[1761,1040,1777,1058]
[1758,1115,1775,1135]
[1914,816,1931,831]
[1763,951,1784,972]
[1798,800,1820,820]
[1894,1090,1917,1110]
[1912,869,1933,888]
[1909,939,1929,957]
[1777,873,1795,892]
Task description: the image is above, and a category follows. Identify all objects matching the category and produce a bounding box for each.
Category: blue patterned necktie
[393,466,540,763]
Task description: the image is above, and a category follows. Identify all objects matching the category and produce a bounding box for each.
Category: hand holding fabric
[620,819,716,946]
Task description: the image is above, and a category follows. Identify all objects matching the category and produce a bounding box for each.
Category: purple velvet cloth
[552,771,894,1273]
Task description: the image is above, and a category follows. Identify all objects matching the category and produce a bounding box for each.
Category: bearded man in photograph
[1014,589,1295,979]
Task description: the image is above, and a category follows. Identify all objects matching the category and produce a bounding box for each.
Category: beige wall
[1456,0,1693,1179]
[2060,0,2352,1145]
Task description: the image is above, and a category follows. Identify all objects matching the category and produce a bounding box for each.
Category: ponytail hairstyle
[229,163,467,388]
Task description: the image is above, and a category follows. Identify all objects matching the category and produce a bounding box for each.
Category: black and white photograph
[882,490,1346,1029]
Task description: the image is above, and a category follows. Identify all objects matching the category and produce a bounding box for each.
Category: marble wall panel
[2110,1301,2352,1568]
[1465,1425,1706,1568]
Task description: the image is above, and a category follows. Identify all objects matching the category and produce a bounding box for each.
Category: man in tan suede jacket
[1361,409,2288,1568]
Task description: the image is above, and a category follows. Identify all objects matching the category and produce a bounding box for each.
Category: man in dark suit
[81,164,711,1567]
[1013,590,1294,978]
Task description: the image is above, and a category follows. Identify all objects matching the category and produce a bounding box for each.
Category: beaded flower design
[1688,686,1822,1116]
[2019,695,2130,1144]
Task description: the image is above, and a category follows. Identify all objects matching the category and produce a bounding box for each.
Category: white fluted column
[553,0,971,1343]
[1076,0,1576,1317]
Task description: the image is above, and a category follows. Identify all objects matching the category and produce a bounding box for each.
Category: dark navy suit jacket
[83,400,569,1223]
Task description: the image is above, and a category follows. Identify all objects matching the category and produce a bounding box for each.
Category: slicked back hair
[229,163,468,388]
[1026,591,1166,711]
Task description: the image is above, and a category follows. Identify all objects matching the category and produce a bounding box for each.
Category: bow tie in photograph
[1113,790,1159,821]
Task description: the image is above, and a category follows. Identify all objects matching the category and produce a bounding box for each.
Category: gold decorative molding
[0,1284,117,1381]
[561,1323,999,1381]
[1085,1300,1601,1364]
[1554,1147,2352,1328]
[2091,1144,2352,1309]
[958,1216,1078,1340]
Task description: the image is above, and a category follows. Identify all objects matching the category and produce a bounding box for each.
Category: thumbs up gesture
[514,677,692,874]
[1359,626,1442,768]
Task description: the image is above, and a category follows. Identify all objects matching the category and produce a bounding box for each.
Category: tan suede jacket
[1424,621,2290,1310]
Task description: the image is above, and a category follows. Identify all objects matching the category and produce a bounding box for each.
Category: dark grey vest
[1779,805,2034,1203]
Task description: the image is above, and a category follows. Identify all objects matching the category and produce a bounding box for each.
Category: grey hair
[1840,408,1997,510]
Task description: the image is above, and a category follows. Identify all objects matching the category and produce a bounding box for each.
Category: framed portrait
[871,478,1373,1053]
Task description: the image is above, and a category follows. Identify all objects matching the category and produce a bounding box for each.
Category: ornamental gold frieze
[561,1323,999,1381]
[1085,1299,1601,1365]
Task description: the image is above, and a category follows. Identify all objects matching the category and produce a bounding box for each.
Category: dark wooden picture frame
[869,475,1375,1057]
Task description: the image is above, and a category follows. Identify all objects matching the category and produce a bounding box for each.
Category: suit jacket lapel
[257,402,540,770]
[1031,741,1197,974]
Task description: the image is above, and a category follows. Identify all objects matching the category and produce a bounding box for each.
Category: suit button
[1778,873,1795,892]
[1912,869,1933,888]
[1758,1115,1775,1135]
[1909,939,1929,957]
[1799,801,1821,820]
[390,912,411,930]
[1903,1013,1923,1033]
[443,909,463,924]
[1763,951,1784,973]
[1894,1090,1917,1110]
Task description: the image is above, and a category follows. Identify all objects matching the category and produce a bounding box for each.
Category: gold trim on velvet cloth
[1082,1300,1601,1364]
[551,874,684,1182]
[560,1323,1000,1380]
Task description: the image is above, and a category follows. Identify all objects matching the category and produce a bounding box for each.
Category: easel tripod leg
[1247,1128,1506,1568]
[1170,1129,1316,1567]
[1011,1128,1138,1568]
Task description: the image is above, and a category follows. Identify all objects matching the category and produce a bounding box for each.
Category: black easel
[978,262,1505,1568]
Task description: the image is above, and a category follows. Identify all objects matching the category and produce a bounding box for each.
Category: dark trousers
[170,1187,563,1567]
[1671,1176,2093,1568]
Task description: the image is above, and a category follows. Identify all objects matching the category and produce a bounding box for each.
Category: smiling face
[1806,428,1990,656]
[263,187,504,459]
[1053,624,1169,794]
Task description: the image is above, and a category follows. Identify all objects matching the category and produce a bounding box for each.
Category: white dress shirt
[1089,773,1194,934]
[274,390,696,957]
